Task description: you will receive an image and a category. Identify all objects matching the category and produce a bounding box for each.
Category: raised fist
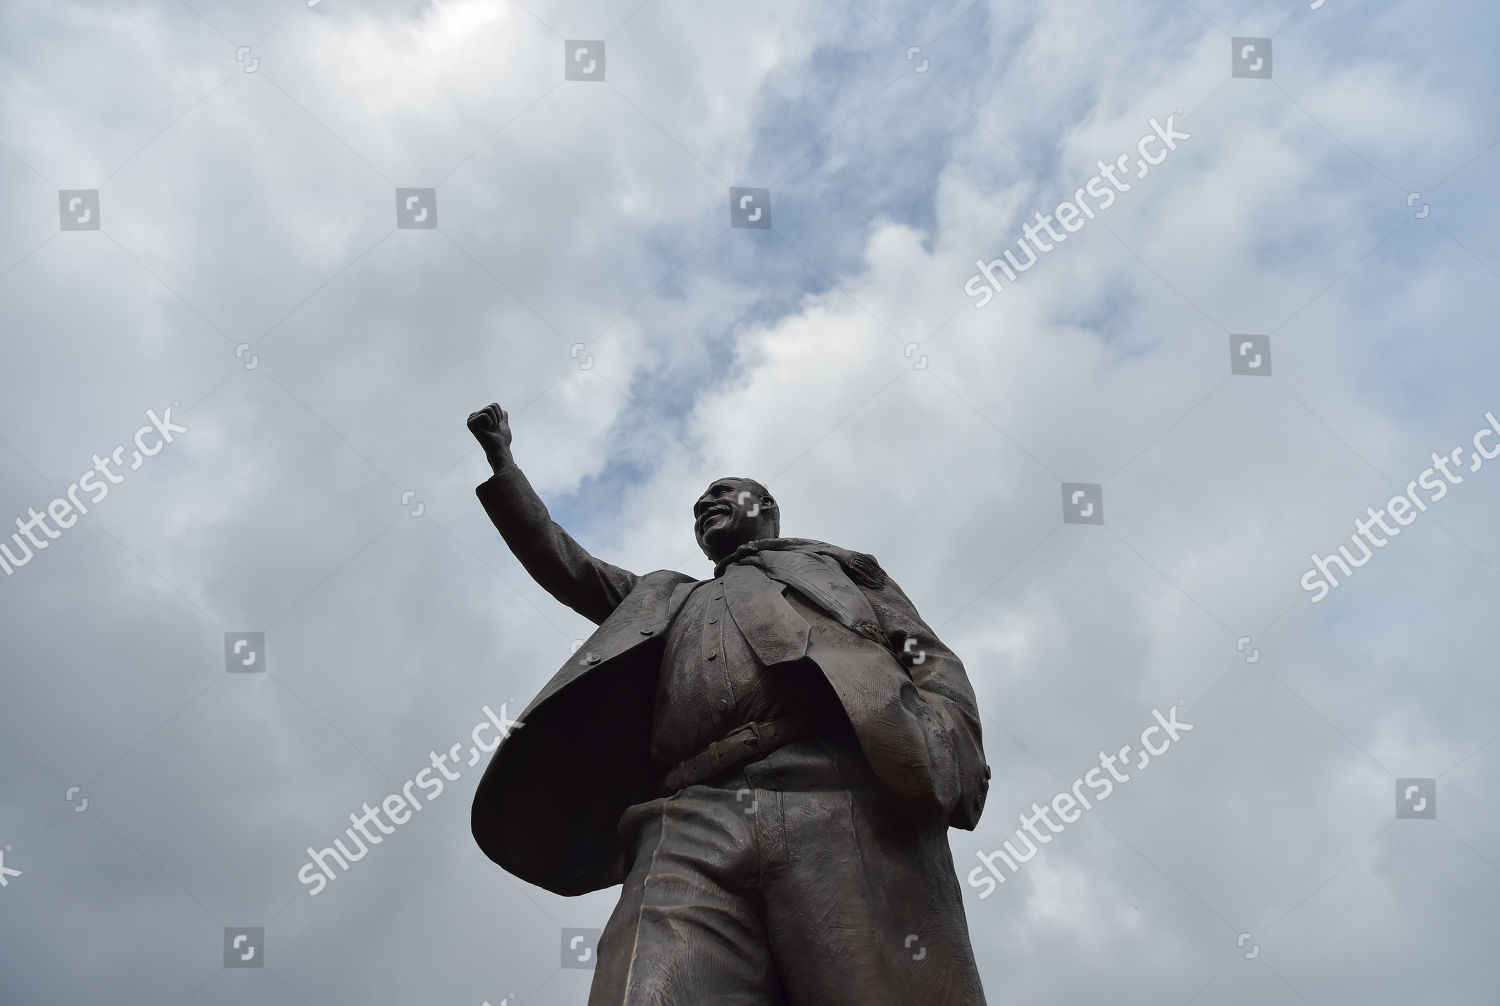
[468,402,513,473]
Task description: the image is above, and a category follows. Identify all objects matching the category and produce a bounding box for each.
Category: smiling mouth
[698,506,731,530]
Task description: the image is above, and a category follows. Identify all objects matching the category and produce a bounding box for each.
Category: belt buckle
[701,722,768,779]
[705,737,727,772]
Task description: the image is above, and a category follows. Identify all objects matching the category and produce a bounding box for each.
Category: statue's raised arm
[467,402,640,625]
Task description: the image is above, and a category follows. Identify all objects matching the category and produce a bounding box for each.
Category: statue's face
[693,477,777,561]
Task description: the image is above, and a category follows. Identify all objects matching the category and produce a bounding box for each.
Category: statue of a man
[466,402,991,1005]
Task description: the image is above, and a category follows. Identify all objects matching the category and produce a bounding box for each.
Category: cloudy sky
[3,0,1499,1003]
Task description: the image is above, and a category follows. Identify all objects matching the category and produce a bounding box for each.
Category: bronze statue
[466,402,990,1004]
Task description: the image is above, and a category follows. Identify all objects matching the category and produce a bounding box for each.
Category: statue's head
[694,477,778,561]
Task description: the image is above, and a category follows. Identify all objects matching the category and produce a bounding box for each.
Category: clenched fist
[468,402,514,474]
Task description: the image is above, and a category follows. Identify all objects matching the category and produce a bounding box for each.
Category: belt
[660,716,816,794]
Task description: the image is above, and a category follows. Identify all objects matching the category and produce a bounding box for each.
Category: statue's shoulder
[834,548,888,591]
[642,568,700,583]
[637,569,702,592]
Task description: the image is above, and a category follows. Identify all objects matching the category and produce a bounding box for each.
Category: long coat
[470,466,990,896]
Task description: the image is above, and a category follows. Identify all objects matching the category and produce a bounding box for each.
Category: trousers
[586,737,988,1005]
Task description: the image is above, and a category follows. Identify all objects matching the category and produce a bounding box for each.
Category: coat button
[983,764,992,779]
[717,699,728,711]
[706,650,717,660]
[640,628,654,635]
[585,652,601,664]
[708,616,718,624]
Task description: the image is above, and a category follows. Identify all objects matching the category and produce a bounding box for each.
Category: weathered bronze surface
[467,403,990,1005]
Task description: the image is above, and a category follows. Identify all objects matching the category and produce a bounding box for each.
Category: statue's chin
[699,530,750,562]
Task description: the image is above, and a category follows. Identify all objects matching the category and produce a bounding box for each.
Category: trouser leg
[588,789,788,1006]
[748,742,988,1006]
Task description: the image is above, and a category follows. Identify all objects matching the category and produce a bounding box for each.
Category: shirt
[649,569,851,769]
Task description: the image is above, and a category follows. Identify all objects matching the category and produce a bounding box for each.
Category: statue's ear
[762,494,776,511]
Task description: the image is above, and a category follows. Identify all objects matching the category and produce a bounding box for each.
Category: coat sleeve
[476,465,641,625]
[859,567,991,830]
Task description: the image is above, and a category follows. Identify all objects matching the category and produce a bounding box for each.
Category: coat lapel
[721,563,810,666]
